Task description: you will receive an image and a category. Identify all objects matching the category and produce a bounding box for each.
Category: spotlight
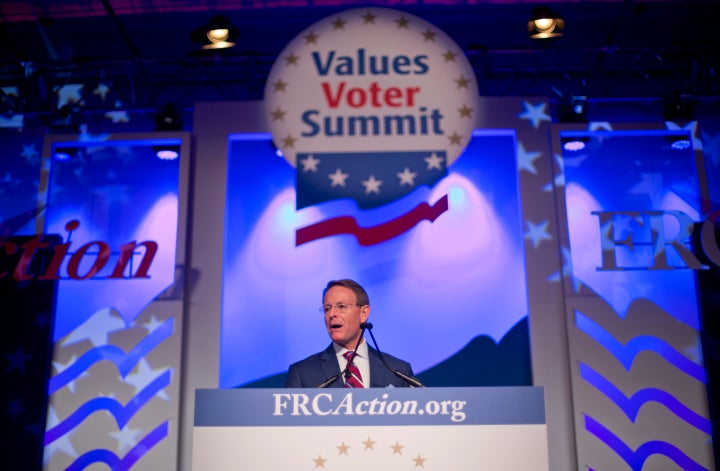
[154,102,183,131]
[670,139,691,151]
[191,15,239,50]
[528,7,564,39]
[47,104,81,133]
[557,96,587,123]
[153,145,180,160]
[0,87,21,117]
[52,146,79,161]
[271,140,284,158]
[663,93,696,122]
[666,134,692,151]
[562,137,588,152]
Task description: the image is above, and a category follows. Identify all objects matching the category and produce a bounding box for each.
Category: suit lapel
[368,347,390,388]
[319,344,343,388]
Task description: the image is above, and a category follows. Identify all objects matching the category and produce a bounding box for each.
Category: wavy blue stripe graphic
[585,414,708,471]
[49,318,174,394]
[575,311,705,383]
[44,370,171,445]
[579,362,711,434]
[65,421,168,471]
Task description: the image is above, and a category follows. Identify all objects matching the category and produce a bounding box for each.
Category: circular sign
[265,7,479,169]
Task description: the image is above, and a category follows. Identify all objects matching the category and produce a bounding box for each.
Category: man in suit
[284,279,416,388]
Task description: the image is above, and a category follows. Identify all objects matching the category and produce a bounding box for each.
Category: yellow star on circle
[362,11,377,24]
[272,79,288,92]
[447,131,463,146]
[454,75,471,89]
[458,104,473,118]
[304,32,319,44]
[395,16,410,29]
[413,453,427,468]
[442,49,457,62]
[282,134,297,148]
[270,107,286,121]
[332,18,347,30]
[421,29,437,42]
[284,53,299,65]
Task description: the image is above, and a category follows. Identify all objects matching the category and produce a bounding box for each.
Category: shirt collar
[333,338,368,358]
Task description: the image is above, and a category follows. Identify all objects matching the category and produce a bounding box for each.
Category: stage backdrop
[220,130,532,389]
[36,134,191,471]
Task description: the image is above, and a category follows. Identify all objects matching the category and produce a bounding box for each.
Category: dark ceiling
[0,0,717,117]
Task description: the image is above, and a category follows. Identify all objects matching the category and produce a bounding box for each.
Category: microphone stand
[316,322,369,388]
[364,323,425,388]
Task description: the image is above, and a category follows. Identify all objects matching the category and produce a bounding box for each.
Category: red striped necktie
[343,351,364,388]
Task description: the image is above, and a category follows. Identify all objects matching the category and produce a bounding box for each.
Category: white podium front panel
[193,387,548,470]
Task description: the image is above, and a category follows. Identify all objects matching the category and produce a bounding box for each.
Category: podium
[193,387,548,470]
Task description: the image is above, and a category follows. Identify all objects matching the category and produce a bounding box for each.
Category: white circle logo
[265,7,479,170]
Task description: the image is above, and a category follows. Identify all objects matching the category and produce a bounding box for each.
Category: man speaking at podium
[284,279,419,388]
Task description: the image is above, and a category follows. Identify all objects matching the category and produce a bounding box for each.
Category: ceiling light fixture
[191,15,239,50]
[528,7,564,39]
[154,102,183,131]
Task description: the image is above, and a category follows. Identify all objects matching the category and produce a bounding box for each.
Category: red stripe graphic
[296,195,449,247]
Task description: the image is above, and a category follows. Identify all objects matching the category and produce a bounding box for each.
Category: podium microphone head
[360,322,373,329]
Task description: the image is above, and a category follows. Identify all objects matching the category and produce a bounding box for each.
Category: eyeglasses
[320,303,358,314]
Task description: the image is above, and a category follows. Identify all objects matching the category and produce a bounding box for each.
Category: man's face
[323,285,369,350]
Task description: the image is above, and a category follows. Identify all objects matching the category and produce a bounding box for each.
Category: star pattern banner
[296,151,447,210]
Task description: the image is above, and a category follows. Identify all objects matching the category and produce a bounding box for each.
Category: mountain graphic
[241,316,532,388]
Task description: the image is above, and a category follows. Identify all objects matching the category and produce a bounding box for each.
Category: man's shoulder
[289,345,334,369]
[369,348,411,369]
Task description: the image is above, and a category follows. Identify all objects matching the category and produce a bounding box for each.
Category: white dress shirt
[334,340,370,387]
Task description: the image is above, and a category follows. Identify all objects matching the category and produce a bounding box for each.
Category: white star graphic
[524,220,552,249]
[110,426,144,453]
[43,406,78,461]
[630,173,664,207]
[60,307,127,348]
[1,85,18,96]
[516,142,542,174]
[20,143,39,164]
[125,358,170,400]
[105,110,130,123]
[328,168,349,187]
[396,167,417,186]
[0,115,23,128]
[52,355,90,393]
[362,175,383,194]
[424,152,444,170]
[142,315,165,334]
[56,84,84,108]
[589,122,613,131]
[542,154,565,191]
[94,183,131,206]
[93,83,110,101]
[666,121,702,151]
[546,246,583,291]
[300,154,321,172]
[518,100,551,129]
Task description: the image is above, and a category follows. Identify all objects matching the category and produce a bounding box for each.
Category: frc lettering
[592,210,719,270]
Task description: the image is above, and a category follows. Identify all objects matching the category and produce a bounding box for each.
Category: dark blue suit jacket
[284,343,415,388]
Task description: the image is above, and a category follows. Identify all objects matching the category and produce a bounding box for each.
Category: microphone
[316,373,341,388]
[364,323,425,388]
[317,322,370,388]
